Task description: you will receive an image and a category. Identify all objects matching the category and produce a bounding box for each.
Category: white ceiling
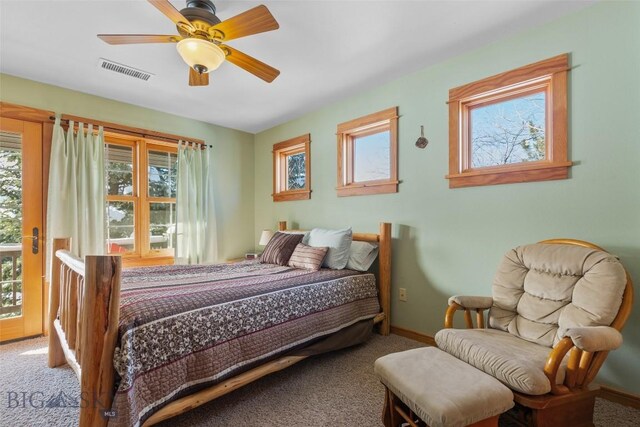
[0,0,593,133]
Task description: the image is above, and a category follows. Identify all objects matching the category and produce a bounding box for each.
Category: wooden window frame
[105,133,177,265]
[336,107,398,197]
[272,134,311,202]
[446,54,571,189]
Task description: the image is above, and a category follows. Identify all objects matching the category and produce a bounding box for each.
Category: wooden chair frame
[443,239,634,427]
[48,222,392,426]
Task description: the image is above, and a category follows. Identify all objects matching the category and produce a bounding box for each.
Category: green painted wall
[254,2,640,394]
[0,73,255,260]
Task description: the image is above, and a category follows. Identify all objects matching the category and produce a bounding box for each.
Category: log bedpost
[379,222,391,336]
[48,238,69,368]
[79,255,121,427]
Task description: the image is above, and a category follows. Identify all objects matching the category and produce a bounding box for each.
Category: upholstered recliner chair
[436,239,633,427]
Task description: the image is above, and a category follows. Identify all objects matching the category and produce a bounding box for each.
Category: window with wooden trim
[337,107,398,197]
[272,134,311,202]
[105,135,177,263]
[446,54,571,188]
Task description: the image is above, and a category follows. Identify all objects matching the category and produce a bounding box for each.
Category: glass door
[0,117,43,341]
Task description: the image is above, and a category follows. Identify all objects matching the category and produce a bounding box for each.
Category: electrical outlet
[399,288,407,302]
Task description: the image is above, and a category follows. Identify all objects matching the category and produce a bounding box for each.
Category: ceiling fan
[98,0,280,86]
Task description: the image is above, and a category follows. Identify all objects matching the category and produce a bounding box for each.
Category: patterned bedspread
[108,261,380,427]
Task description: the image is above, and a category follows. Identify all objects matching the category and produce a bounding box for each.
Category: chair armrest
[448,295,493,310]
[444,296,493,329]
[544,327,624,395]
[562,326,623,352]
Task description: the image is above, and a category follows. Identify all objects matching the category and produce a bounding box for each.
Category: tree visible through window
[0,131,22,318]
[470,92,546,168]
[286,152,305,190]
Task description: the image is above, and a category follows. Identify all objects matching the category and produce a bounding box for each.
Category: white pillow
[346,241,379,271]
[304,228,352,269]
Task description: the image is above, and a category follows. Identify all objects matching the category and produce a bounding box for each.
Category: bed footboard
[48,238,121,427]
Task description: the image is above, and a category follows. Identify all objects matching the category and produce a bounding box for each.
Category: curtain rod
[49,115,212,148]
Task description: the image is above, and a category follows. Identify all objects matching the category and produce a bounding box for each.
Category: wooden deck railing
[0,244,22,317]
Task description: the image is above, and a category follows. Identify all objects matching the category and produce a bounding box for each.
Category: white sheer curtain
[175,142,218,264]
[46,118,106,277]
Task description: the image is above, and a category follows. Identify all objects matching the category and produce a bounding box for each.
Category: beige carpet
[1,334,638,426]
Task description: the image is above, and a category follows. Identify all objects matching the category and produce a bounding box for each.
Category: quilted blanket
[108,261,380,426]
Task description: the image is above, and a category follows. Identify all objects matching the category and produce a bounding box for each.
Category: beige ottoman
[374,347,514,427]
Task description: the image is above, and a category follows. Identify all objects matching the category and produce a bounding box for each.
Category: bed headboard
[277,221,391,336]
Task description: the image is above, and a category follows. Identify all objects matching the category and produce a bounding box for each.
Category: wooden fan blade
[209,5,279,42]
[98,34,181,45]
[189,68,209,86]
[222,45,280,83]
[148,0,195,32]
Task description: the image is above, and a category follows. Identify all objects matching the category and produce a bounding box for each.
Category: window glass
[107,201,135,253]
[336,107,397,196]
[148,150,177,197]
[470,92,546,168]
[105,144,133,195]
[353,130,391,182]
[149,202,176,250]
[286,152,306,190]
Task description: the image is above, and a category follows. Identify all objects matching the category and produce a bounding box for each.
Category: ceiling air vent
[98,58,154,81]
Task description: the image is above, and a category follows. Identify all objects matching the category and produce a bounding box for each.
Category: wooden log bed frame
[48,221,392,426]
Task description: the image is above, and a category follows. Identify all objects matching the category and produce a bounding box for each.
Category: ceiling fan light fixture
[176,38,225,73]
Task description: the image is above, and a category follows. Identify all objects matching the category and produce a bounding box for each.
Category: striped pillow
[260,232,304,266]
[288,243,329,271]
